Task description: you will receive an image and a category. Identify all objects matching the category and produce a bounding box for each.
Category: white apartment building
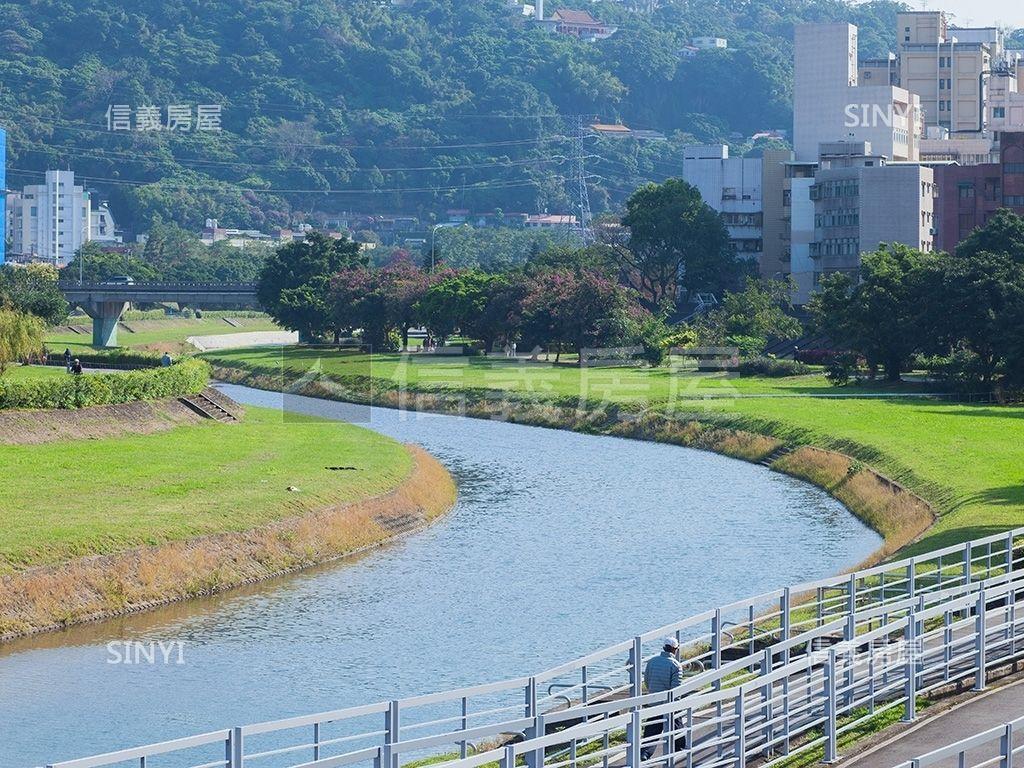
[794,23,922,164]
[90,202,120,244]
[6,170,92,266]
[681,144,763,263]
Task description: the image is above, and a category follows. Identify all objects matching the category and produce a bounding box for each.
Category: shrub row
[737,356,812,378]
[47,349,167,369]
[0,359,210,410]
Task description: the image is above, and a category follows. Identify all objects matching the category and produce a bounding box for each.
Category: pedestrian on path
[64,348,72,372]
[161,352,173,367]
[71,359,84,375]
[641,637,687,761]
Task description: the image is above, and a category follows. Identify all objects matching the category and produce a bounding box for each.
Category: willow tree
[0,309,46,375]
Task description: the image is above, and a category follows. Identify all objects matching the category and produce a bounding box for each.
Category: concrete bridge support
[84,300,130,348]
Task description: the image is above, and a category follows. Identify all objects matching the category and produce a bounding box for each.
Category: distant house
[549,9,617,40]
[589,123,666,141]
[681,37,727,57]
[525,214,578,229]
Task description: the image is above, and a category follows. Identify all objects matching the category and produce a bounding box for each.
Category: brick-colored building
[935,131,1024,253]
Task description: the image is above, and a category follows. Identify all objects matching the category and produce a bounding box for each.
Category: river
[0,384,881,768]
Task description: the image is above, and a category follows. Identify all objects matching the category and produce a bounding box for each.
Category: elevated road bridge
[58,282,260,346]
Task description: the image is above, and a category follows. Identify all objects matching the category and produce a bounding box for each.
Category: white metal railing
[893,714,1024,768]
[43,527,1024,768]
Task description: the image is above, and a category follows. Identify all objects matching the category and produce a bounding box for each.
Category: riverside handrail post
[529,714,547,768]
[313,722,321,763]
[781,588,792,665]
[1008,531,1016,575]
[524,679,540,768]
[907,560,916,601]
[503,743,517,768]
[461,696,470,759]
[974,588,988,692]
[711,609,724,756]
[626,709,642,768]
[734,687,746,768]
[760,647,773,756]
[386,699,400,765]
[844,573,857,706]
[903,612,917,722]
[965,542,974,586]
[1000,722,1014,768]
[630,637,644,697]
[230,727,243,768]
[823,649,838,763]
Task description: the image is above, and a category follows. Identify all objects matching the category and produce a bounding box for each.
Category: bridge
[45,527,1024,768]
[58,282,260,347]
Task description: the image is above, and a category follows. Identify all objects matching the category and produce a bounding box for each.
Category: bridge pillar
[84,300,130,348]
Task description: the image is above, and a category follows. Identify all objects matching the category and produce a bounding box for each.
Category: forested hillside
[0,0,908,234]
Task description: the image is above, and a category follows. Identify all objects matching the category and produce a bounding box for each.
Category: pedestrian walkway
[843,677,1024,768]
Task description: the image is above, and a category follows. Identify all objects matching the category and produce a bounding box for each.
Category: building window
[959,213,974,230]
[994,107,1006,118]
[1006,195,1024,206]
[1006,163,1024,174]
[958,182,975,199]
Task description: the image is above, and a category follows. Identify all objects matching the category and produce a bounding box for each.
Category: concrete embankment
[0,397,457,642]
[212,363,936,567]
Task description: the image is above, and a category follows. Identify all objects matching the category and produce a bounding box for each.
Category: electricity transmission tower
[572,116,595,246]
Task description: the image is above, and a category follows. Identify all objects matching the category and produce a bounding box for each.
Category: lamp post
[430,222,460,272]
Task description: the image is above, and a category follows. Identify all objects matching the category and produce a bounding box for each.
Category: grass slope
[47,316,282,354]
[205,347,1024,555]
[0,406,412,573]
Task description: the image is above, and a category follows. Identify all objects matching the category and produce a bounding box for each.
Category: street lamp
[430,222,460,272]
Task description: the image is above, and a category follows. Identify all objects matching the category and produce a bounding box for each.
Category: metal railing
[45,527,1024,768]
[894,714,1024,768]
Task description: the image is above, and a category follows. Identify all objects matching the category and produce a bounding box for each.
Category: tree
[926,250,1024,386]
[613,179,739,313]
[0,309,46,375]
[956,209,1024,263]
[522,269,633,364]
[66,243,159,283]
[696,278,802,355]
[258,233,367,341]
[415,270,498,346]
[810,245,935,382]
[0,263,69,326]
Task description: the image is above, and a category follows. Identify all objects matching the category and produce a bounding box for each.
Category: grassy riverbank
[205,347,1024,557]
[0,398,457,639]
[0,406,413,572]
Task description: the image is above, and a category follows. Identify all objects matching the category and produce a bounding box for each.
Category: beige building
[794,24,921,164]
[759,149,792,280]
[896,12,999,136]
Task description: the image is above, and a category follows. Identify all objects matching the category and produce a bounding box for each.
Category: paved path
[843,678,1024,768]
[187,330,298,351]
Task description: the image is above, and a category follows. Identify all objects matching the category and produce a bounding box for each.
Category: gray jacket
[644,651,682,693]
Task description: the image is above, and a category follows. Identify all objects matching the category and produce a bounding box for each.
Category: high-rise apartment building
[794,23,921,164]
[6,170,93,267]
[896,12,999,137]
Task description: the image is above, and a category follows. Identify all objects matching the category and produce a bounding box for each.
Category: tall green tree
[0,309,46,375]
[811,244,935,382]
[0,263,69,326]
[258,233,367,341]
[614,178,739,313]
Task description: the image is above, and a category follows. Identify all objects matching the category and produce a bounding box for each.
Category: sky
[908,0,1024,29]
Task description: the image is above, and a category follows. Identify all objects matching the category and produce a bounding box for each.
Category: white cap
[663,636,679,650]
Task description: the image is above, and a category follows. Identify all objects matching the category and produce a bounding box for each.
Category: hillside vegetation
[0,0,908,233]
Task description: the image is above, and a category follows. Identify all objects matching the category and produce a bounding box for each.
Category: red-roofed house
[549,9,617,40]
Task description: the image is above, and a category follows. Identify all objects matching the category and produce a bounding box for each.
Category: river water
[0,385,881,768]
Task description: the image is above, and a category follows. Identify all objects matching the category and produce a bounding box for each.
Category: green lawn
[0,406,413,572]
[1,365,65,381]
[206,347,1024,555]
[47,316,282,354]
